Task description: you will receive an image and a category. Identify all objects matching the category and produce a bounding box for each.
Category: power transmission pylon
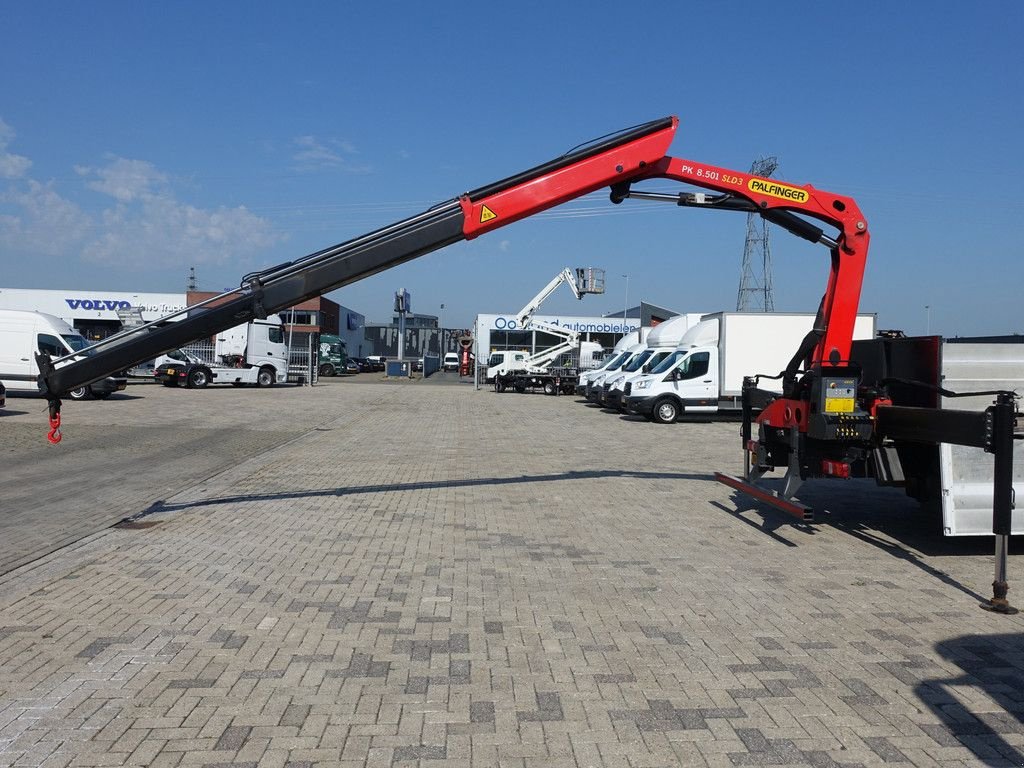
[736,156,778,312]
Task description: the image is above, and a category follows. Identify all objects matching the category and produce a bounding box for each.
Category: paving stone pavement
[1,380,1022,767]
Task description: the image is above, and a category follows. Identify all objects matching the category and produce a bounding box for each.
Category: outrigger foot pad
[714,472,814,522]
[980,581,1018,614]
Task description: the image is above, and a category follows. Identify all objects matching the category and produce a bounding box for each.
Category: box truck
[624,312,877,423]
[0,310,127,400]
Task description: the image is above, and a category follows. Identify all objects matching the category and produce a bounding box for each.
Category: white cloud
[292,135,369,173]
[81,196,279,268]
[0,119,283,271]
[0,118,32,179]
[78,157,167,202]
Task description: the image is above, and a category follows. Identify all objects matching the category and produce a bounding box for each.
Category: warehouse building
[0,287,365,356]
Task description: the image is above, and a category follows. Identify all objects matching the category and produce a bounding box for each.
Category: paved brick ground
[1,380,1022,767]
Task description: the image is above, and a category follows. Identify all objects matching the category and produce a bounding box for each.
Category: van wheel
[652,397,679,424]
[187,368,210,388]
[257,367,276,387]
[67,386,92,401]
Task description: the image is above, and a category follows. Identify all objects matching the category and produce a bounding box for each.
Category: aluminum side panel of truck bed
[717,313,877,397]
[940,342,1024,536]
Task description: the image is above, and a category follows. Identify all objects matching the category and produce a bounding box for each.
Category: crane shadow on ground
[915,632,1024,766]
[132,469,718,518]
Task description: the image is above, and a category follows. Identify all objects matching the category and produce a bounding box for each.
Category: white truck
[153,316,288,388]
[624,311,877,423]
[487,341,604,394]
[0,309,127,400]
[487,267,607,394]
[600,313,706,409]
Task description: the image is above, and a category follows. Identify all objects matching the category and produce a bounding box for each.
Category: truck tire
[513,380,527,393]
[319,363,335,377]
[543,381,556,396]
[257,367,276,387]
[187,368,210,388]
[67,386,92,401]
[652,397,680,424]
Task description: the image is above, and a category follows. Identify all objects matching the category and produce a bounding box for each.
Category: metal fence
[180,341,215,363]
[287,338,317,385]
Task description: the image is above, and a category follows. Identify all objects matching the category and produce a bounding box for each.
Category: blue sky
[2,2,1021,335]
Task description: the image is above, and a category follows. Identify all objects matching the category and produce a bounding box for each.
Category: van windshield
[61,334,90,352]
[651,350,687,374]
[604,350,632,371]
[622,349,654,373]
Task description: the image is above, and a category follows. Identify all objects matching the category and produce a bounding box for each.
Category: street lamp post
[440,303,445,353]
[925,304,931,335]
[622,274,629,340]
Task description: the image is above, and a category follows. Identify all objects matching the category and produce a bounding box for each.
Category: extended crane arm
[38,114,869,444]
[515,268,581,329]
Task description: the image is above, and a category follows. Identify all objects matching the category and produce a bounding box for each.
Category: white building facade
[0,288,187,339]
[473,312,640,360]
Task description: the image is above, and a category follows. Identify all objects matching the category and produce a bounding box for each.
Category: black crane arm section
[37,114,869,445]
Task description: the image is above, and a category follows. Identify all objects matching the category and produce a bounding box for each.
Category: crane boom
[37,114,869,452]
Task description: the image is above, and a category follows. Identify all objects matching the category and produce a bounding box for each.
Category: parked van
[443,352,460,372]
[0,310,127,400]
[601,314,705,409]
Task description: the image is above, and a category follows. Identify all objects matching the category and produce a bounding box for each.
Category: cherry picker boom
[34,115,1017,609]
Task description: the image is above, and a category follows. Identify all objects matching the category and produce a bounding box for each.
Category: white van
[443,352,460,372]
[0,310,128,400]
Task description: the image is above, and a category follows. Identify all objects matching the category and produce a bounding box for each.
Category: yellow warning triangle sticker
[480,205,497,224]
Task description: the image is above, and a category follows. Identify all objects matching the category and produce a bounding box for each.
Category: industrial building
[0,287,366,358]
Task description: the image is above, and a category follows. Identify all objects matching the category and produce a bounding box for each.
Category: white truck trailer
[625,312,877,423]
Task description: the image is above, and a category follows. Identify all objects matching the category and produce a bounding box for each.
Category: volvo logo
[65,298,132,311]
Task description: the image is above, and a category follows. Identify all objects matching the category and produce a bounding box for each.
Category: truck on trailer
[154,316,287,388]
[625,312,877,422]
